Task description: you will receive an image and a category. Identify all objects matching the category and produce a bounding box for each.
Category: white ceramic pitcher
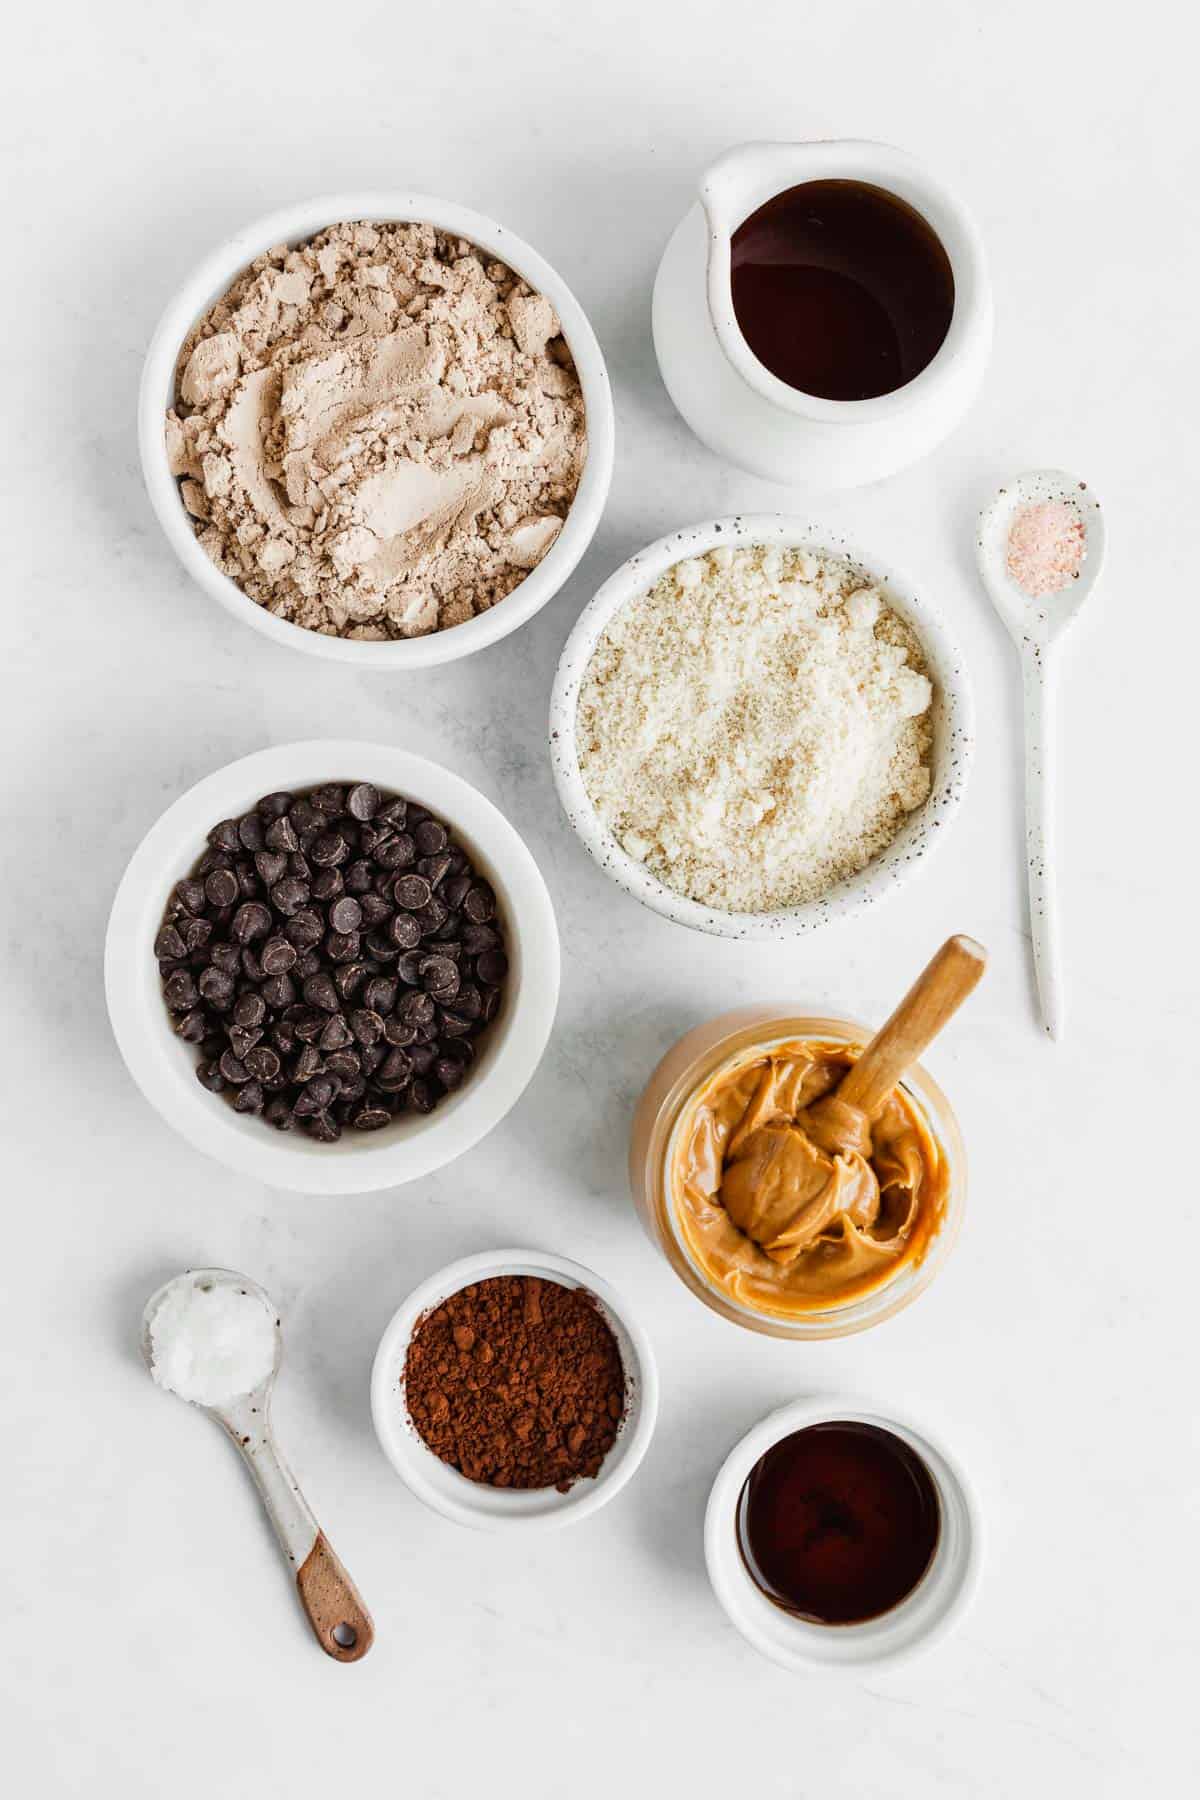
[652,140,993,488]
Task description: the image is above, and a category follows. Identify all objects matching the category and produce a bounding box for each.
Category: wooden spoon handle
[296,1533,375,1664]
[837,935,988,1117]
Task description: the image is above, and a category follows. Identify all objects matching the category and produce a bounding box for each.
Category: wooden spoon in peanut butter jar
[720,937,987,1266]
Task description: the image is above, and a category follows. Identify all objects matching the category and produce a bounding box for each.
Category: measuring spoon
[141,1268,374,1663]
[976,470,1105,1039]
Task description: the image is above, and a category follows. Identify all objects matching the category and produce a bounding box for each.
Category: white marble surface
[4,2,1197,1793]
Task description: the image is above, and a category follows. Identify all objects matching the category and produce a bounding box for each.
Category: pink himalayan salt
[1006,499,1087,597]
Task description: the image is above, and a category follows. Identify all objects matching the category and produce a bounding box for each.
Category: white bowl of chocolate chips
[105,740,560,1194]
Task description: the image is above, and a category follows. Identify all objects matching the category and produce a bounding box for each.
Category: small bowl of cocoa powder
[370,1249,658,1531]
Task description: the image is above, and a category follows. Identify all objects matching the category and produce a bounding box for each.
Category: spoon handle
[837,934,988,1116]
[219,1401,374,1663]
[1021,641,1062,1039]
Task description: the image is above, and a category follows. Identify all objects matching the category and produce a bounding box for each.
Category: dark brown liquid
[730,180,955,402]
[736,1422,940,1624]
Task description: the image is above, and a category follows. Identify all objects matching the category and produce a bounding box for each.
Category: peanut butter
[670,1038,946,1318]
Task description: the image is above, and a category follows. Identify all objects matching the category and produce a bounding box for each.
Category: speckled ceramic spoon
[141,1268,374,1663]
[976,471,1105,1040]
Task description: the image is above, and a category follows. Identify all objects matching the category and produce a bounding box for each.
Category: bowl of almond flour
[139,194,614,667]
[549,517,973,938]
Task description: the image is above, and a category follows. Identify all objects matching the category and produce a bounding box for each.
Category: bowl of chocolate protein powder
[105,741,560,1193]
[140,194,614,668]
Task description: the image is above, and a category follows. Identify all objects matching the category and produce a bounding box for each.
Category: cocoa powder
[404,1276,626,1491]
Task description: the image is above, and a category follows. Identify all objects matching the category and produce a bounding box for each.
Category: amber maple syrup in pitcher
[730,179,955,402]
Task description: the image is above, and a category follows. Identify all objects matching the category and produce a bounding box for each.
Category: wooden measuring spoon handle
[837,935,988,1117]
[296,1533,375,1664]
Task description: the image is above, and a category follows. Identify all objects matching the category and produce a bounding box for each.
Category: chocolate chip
[319,1015,353,1053]
[253,850,287,889]
[308,1110,341,1143]
[208,819,241,853]
[418,853,453,890]
[311,867,344,902]
[399,990,435,1028]
[209,942,240,975]
[155,924,187,961]
[329,896,363,935]
[376,1049,412,1090]
[326,931,361,963]
[312,784,345,817]
[218,1050,250,1084]
[258,792,293,819]
[260,936,297,976]
[376,833,416,871]
[285,910,323,950]
[227,1025,262,1060]
[346,782,380,821]
[234,992,266,1029]
[383,1016,418,1047]
[396,950,424,986]
[238,812,266,852]
[435,1057,466,1090]
[205,868,239,908]
[393,873,431,910]
[463,923,500,955]
[359,975,393,1014]
[176,1008,207,1042]
[264,814,299,854]
[310,831,348,868]
[345,858,374,894]
[334,962,370,1001]
[260,973,296,1009]
[352,1106,392,1131]
[350,1009,385,1048]
[415,819,450,856]
[270,876,309,917]
[244,1045,282,1082]
[463,884,495,924]
[419,954,459,998]
[389,911,421,949]
[232,901,272,943]
[176,878,208,915]
[413,897,448,935]
[264,1098,293,1130]
[234,1081,265,1114]
[360,892,393,927]
[197,967,235,1009]
[476,950,509,986]
[196,1060,225,1092]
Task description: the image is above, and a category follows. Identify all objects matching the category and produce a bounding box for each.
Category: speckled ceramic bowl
[549,516,973,939]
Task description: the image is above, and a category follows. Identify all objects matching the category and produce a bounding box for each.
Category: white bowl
[370,1249,659,1532]
[105,741,559,1194]
[139,192,615,669]
[549,516,973,939]
[705,1396,981,1671]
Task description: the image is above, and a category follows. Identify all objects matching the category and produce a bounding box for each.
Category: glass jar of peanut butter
[629,1009,966,1339]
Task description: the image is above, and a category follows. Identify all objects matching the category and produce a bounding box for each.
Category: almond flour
[575,544,934,913]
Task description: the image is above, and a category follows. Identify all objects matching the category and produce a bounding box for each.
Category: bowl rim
[704,1393,982,1670]
[548,514,974,939]
[104,740,560,1194]
[139,190,616,669]
[369,1248,660,1532]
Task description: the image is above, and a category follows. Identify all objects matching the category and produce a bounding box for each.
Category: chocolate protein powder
[166,221,586,641]
[404,1276,626,1491]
